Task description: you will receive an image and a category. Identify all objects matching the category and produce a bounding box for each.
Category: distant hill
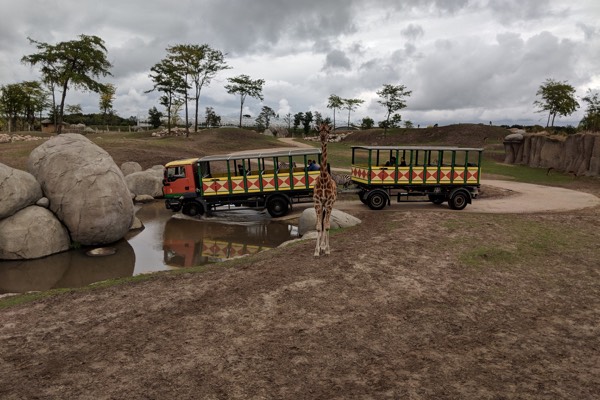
[343,124,510,148]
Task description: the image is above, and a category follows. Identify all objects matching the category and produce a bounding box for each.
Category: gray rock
[129,216,144,230]
[125,170,164,197]
[0,206,70,260]
[0,163,42,219]
[134,194,154,203]
[36,197,50,208]
[504,133,524,142]
[27,133,134,246]
[298,208,361,236]
[120,161,143,176]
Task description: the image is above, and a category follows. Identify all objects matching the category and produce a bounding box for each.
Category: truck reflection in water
[163,216,297,268]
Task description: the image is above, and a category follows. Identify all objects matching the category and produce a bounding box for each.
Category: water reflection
[163,215,297,268]
[0,240,135,294]
[0,202,298,293]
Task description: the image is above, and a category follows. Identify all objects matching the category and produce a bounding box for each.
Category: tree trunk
[239,99,244,128]
[546,112,551,128]
[333,108,336,131]
[57,83,69,134]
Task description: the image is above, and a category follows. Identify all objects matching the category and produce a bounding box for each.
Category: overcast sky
[1,0,599,127]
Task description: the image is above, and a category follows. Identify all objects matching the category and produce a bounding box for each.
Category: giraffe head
[318,123,331,142]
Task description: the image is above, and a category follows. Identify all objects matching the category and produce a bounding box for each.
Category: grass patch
[440,214,576,269]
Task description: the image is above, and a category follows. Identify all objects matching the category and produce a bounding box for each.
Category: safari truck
[351,145,483,210]
[162,148,323,217]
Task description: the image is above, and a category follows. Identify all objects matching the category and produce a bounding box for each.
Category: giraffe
[313,123,337,256]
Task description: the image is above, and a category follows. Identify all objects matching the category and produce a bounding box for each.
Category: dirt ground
[1,127,600,399]
[1,184,599,399]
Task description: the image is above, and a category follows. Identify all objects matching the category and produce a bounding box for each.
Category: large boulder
[298,208,361,236]
[0,163,43,219]
[120,161,143,176]
[0,206,70,260]
[27,133,134,246]
[125,169,164,197]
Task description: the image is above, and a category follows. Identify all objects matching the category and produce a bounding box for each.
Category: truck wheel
[428,194,445,205]
[266,196,289,217]
[183,202,204,216]
[449,191,469,210]
[367,191,388,210]
[358,190,368,204]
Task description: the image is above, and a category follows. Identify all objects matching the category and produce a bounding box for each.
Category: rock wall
[504,131,600,176]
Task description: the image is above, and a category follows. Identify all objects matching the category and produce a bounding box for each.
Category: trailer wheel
[266,196,289,218]
[428,194,445,205]
[182,202,204,216]
[449,190,469,210]
[367,191,388,210]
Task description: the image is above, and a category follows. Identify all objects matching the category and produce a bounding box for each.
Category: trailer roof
[351,145,484,152]
[198,147,321,162]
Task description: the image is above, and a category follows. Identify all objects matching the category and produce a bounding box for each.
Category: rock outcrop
[0,206,70,260]
[27,133,134,246]
[504,131,600,176]
[0,163,42,219]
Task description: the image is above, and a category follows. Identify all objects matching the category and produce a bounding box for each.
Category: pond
[0,202,299,294]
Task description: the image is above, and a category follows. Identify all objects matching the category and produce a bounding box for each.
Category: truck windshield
[166,166,186,181]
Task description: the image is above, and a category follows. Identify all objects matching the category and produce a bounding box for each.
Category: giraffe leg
[314,202,323,256]
[323,208,333,255]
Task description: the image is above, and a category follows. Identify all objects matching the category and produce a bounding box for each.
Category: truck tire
[367,190,388,210]
[266,195,289,218]
[449,190,470,210]
[182,201,204,216]
[358,190,369,204]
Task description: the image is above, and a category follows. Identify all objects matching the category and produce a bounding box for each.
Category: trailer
[351,145,483,210]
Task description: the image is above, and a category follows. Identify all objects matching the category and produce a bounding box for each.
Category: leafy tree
[313,111,323,127]
[343,98,364,127]
[255,106,276,130]
[205,106,221,127]
[377,83,412,136]
[65,104,82,115]
[404,120,414,129]
[327,94,343,130]
[534,78,579,127]
[0,81,47,132]
[147,57,187,133]
[579,89,600,132]
[293,112,303,134]
[283,113,292,131]
[360,116,375,129]
[99,83,116,122]
[167,44,229,134]
[225,74,265,128]
[148,106,163,128]
[22,34,113,134]
[301,111,314,135]
[379,113,403,129]
[0,84,26,132]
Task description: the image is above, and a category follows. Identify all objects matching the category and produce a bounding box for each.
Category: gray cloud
[1,0,597,127]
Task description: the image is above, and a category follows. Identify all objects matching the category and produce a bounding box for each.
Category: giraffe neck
[320,133,328,176]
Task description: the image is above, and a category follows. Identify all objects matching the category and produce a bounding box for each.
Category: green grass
[447,215,574,268]
[482,157,576,185]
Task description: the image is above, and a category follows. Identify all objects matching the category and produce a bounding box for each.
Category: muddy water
[0,202,298,294]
